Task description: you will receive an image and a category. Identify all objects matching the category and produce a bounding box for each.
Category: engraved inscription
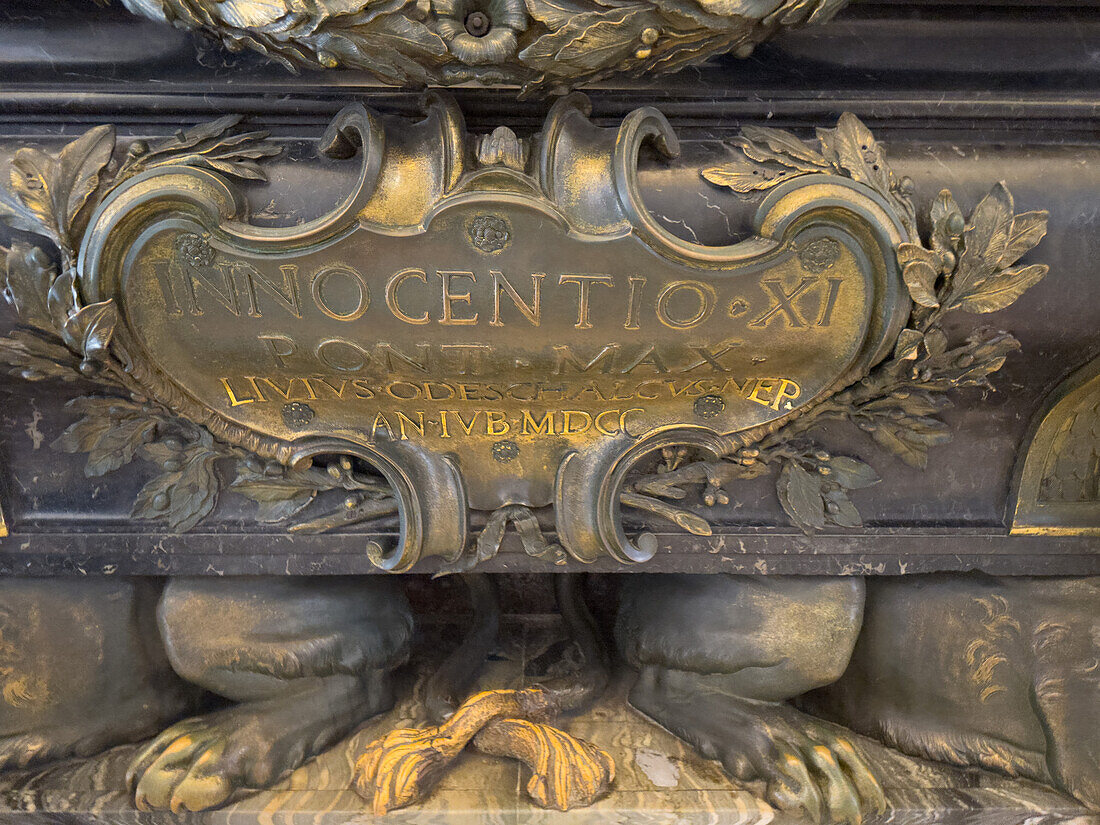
[155,256,846,333]
[115,192,889,509]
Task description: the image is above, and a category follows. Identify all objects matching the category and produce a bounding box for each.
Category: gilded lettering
[621,347,668,374]
[771,378,801,411]
[562,410,592,434]
[386,268,431,325]
[371,413,395,440]
[558,274,613,329]
[307,376,349,398]
[255,377,316,401]
[423,381,455,401]
[750,278,816,327]
[553,344,619,375]
[485,410,510,436]
[260,334,298,368]
[666,380,706,397]
[620,408,645,438]
[311,265,370,321]
[818,277,843,326]
[440,344,491,375]
[234,262,302,319]
[386,381,422,400]
[377,343,430,374]
[439,270,479,325]
[183,259,240,317]
[396,411,426,439]
[521,410,554,435]
[720,376,754,397]
[623,276,646,330]
[151,259,183,316]
[479,384,504,402]
[508,383,538,402]
[610,381,636,401]
[220,377,257,406]
[569,381,608,402]
[594,409,621,436]
[655,281,716,329]
[453,411,481,436]
[681,342,740,374]
[490,270,543,327]
[748,378,778,407]
[316,338,370,372]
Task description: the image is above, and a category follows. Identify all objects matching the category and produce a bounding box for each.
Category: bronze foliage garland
[0,117,397,534]
[0,112,1049,555]
[107,0,849,95]
[624,113,1049,536]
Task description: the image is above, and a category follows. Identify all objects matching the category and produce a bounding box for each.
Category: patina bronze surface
[0,1,1097,823]
[0,101,1053,573]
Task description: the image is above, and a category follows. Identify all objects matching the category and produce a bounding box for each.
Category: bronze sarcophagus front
[0,0,1096,821]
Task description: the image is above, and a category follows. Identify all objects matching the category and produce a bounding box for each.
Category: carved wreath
[111,0,849,94]
[0,112,1048,567]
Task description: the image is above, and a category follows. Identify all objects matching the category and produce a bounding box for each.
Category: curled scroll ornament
[0,100,1050,570]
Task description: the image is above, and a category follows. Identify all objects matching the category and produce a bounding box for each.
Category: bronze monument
[0,0,1095,821]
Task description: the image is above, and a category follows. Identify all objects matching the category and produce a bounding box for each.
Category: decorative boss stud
[434,0,528,64]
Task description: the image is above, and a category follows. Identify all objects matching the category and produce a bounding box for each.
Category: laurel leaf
[903,260,940,308]
[46,268,80,347]
[0,329,81,381]
[826,456,880,490]
[525,0,603,28]
[820,114,892,200]
[969,182,1014,267]
[953,183,1014,299]
[63,300,117,360]
[955,264,1049,314]
[51,396,156,477]
[869,423,928,469]
[233,478,317,523]
[740,125,830,169]
[519,7,653,71]
[2,242,56,331]
[998,210,1048,269]
[9,125,115,246]
[893,328,924,361]
[117,116,282,184]
[0,183,44,236]
[702,161,808,194]
[823,488,862,528]
[777,461,825,533]
[923,327,947,357]
[132,445,220,531]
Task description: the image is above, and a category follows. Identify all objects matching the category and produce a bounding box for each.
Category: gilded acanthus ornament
[107,0,849,92]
